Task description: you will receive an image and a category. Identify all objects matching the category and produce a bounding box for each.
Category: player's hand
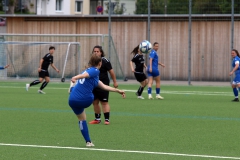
[56,69,60,73]
[229,71,234,76]
[161,64,165,68]
[149,68,152,73]
[4,64,10,69]
[113,82,118,88]
[117,89,125,98]
[71,77,77,83]
[38,68,41,72]
[131,69,135,73]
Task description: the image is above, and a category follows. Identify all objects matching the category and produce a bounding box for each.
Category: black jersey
[99,57,113,85]
[131,54,145,72]
[41,53,53,71]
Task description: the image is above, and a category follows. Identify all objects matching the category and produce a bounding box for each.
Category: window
[75,0,82,12]
[56,0,62,11]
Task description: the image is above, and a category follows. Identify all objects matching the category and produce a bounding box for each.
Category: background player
[89,46,118,125]
[229,49,240,102]
[130,45,148,99]
[0,64,9,70]
[147,42,165,100]
[69,54,125,147]
[26,46,60,94]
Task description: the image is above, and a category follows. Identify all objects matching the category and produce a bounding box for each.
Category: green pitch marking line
[0,86,233,96]
[0,143,240,159]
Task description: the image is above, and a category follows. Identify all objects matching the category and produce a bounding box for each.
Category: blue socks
[79,120,91,143]
[148,87,152,94]
[156,88,160,94]
[233,88,238,97]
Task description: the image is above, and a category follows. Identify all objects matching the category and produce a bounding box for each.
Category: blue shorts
[68,97,93,115]
[233,74,240,85]
[147,68,160,77]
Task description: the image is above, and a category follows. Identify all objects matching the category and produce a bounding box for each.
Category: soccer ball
[139,40,152,54]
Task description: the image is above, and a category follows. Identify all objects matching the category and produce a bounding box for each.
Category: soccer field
[0,81,240,160]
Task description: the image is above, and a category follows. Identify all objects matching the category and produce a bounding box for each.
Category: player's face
[153,44,159,51]
[231,51,237,58]
[49,49,55,54]
[93,48,102,57]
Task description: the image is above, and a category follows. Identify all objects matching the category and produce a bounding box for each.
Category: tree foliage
[135,0,240,14]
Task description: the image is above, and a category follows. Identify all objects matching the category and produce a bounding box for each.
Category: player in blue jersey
[147,42,165,100]
[0,64,9,70]
[68,54,125,147]
[130,45,148,99]
[229,49,240,102]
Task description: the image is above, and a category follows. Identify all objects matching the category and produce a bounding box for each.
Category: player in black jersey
[130,45,148,99]
[26,46,60,94]
[89,45,118,125]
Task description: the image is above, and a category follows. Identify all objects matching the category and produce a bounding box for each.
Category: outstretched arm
[98,80,125,98]
[158,62,165,67]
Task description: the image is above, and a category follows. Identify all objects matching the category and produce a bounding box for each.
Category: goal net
[0,34,125,81]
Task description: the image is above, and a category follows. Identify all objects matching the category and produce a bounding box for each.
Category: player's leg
[38,72,50,94]
[69,99,94,147]
[232,83,239,102]
[26,76,43,91]
[89,90,102,124]
[76,110,94,146]
[155,75,164,100]
[147,76,153,99]
[100,101,110,125]
[232,76,240,102]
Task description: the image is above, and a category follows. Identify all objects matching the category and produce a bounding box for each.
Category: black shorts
[39,70,50,78]
[93,87,109,102]
[134,72,147,82]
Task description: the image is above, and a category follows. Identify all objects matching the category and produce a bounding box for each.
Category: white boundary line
[0,143,240,159]
[0,86,233,96]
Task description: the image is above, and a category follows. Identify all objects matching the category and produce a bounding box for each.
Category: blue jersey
[232,56,240,75]
[69,67,100,101]
[148,49,158,69]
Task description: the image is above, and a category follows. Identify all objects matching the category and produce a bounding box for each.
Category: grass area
[0,81,240,160]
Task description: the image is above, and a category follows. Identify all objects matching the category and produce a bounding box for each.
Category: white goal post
[0,41,80,82]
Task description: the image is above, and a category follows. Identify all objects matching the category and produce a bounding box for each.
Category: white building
[36,0,136,15]
[36,0,90,15]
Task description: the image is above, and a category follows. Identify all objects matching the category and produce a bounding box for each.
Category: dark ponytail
[131,45,139,55]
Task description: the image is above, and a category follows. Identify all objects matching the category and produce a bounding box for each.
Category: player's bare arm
[38,59,44,72]
[50,63,60,73]
[109,69,118,88]
[230,63,239,76]
[130,61,135,72]
[158,62,165,67]
[98,81,125,98]
[149,58,153,72]
[71,72,90,83]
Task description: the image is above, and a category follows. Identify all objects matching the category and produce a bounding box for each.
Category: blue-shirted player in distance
[0,64,9,70]
[230,49,240,102]
[147,42,165,100]
[68,54,125,147]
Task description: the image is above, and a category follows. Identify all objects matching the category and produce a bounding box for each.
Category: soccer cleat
[26,84,30,91]
[137,96,145,99]
[232,98,239,102]
[89,119,101,124]
[148,95,154,99]
[156,95,164,100]
[38,90,46,94]
[86,142,95,147]
[104,121,110,125]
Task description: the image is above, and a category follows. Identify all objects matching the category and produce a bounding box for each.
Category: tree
[7,0,17,14]
[135,0,166,14]
[167,0,189,14]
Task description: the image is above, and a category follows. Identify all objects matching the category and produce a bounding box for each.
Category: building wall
[37,0,71,15]
[5,17,235,81]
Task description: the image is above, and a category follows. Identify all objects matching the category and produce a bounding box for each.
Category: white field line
[0,143,240,159]
[0,86,233,96]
